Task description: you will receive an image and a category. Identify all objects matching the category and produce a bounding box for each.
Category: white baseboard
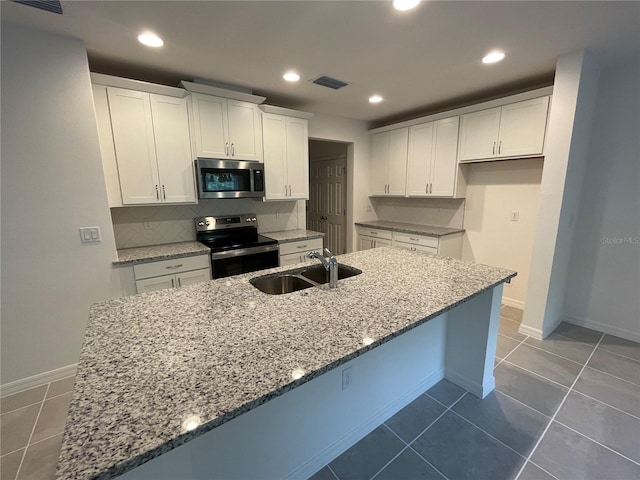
[1,364,78,397]
[501,296,525,310]
[518,323,544,340]
[445,369,494,399]
[564,315,640,343]
[285,368,444,480]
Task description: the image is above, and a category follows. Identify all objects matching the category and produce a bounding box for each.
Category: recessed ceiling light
[482,50,506,64]
[137,31,164,48]
[283,71,301,82]
[393,0,421,11]
[369,95,384,104]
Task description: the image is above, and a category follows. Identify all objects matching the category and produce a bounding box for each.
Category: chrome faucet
[307,248,339,289]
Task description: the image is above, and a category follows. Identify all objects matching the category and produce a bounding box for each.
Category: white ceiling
[3,1,639,125]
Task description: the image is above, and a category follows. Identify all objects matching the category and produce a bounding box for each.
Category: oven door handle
[210,244,279,260]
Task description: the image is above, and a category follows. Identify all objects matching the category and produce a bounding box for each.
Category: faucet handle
[306,250,319,259]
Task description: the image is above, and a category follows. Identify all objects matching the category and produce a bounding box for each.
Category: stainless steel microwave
[195,159,265,199]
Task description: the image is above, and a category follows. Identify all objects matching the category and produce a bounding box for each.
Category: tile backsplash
[371,197,465,229]
[111,199,302,249]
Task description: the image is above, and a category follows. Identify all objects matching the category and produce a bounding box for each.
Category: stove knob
[245,218,251,222]
[251,217,257,222]
[197,221,205,227]
[205,222,211,226]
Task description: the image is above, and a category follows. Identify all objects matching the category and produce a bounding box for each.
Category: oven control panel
[195,214,258,232]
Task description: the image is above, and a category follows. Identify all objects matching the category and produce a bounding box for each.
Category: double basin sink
[251,264,362,295]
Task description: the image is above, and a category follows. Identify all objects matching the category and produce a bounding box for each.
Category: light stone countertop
[114,241,211,266]
[355,220,464,237]
[263,229,325,243]
[57,248,515,480]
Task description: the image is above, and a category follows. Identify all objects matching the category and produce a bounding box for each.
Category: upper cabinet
[100,86,195,205]
[458,96,550,162]
[262,111,309,200]
[370,128,409,196]
[406,117,463,197]
[190,93,263,161]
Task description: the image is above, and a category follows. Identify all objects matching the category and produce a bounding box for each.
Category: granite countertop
[355,220,464,237]
[114,241,211,266]
[263,229,325,243]
[57,248,515,480]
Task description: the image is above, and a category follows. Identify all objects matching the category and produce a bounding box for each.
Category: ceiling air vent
[12,0,63,15]
[311,75,350,90]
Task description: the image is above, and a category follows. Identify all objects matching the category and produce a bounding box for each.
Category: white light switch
[79,227,102,243]
[510,211,520,222]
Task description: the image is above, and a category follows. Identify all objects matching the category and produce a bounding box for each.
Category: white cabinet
[133,254,211,294]
[392,231,462,258]
[191,93,263,161]
[278,237,323,266]
[406,117,463,197]
[262,113,309,200]
[106,87,195,205]
[458,96,550,162]
[370,128,408,196]
[356,227,393,250]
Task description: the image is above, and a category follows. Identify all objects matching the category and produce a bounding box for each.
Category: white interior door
[307,156,347,254]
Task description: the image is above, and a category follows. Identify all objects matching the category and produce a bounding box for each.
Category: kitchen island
[56,248,515,480]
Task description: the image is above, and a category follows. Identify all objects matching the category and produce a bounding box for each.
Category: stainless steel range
[195,214,279,279]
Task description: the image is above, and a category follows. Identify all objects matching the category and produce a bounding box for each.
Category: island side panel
[444,284,503,398]
[117,315,447,480]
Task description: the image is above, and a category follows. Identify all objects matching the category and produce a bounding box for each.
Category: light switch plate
[79,226,102,243]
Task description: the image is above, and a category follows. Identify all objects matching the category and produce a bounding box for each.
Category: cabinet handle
[171,278,175,288]
[231,143,235,156]
[409,237,418,241]
[373,239,376,248]
[493,142,496,155]
[162,185,166,200]
[225,143,229,156]
[288,185,291,196]
[370,231,377,235]
[155,185,159,200]
[430,183,433,194]
[296,244,308,249]
[498,141,502,154]
[177,277,181,287]
[165,264,183,270]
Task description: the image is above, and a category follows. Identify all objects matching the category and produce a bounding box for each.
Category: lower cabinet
[278,238,323,266]
[133,254,211,294]
[356,227,463,258]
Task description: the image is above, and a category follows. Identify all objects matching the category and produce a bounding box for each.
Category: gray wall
[564,57,640,341]
[1,23,120,385]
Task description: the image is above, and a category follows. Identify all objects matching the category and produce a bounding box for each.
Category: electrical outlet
[79,227,101,243]
[342,366,353,390]
[510,211,520,222]
[143,219,153,230]
[366,204,372,212]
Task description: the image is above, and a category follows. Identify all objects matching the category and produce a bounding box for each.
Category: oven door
[210,245,279,279]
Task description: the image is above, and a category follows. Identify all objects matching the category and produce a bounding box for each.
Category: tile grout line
[525,460,561,480]
[1,400,45,417]
[583,364,640,387]
[515,341,588,366]
[14,382,51,480]
[494,335,529,369]
[553,419,640,466]
[326,464,340,480]
[570,389,640,421]
[596,346,640,364]
[513,333,605,480]
[490,389,552,419]
[501,360,573,389]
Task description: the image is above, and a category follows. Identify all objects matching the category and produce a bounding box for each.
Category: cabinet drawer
[133,254,210,280]
[356,228,393,240]
[393,232,438,248]
[279,252,315,267]
[278,238,323,256]
[394,241,438,255]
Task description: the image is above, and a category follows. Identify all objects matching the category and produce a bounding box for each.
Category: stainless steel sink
[300,264,362,285]
[250,275,315,295]
[250,263,362,295]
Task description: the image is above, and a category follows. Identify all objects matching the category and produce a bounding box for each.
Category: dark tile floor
[2,307,638,480]
[310,306,640,480]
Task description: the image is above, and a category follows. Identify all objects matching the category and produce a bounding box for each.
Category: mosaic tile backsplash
[111,199,302,248]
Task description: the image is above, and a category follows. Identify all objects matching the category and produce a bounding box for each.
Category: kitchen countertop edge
[113,241,211,266]
[355,221,464,237]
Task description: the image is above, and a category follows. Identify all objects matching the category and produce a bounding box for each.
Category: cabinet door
[373,238,392,248]
[370,132,389,195]
[150,95,196,203]
[107,87,160,204]
[262,113,288,200]
[388,128,408,195]
[191,94,229,158]
[176,268,210,287]
[458,107,501,162]
[136,274,175,293]
[429,117,459,197]
[92,85,122,207]
[497,97,549,158]
[279,252,307,267]
[358,235,373,251]
[406,122,434,197]
[285,117,309,199]
[227,100,263,161]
